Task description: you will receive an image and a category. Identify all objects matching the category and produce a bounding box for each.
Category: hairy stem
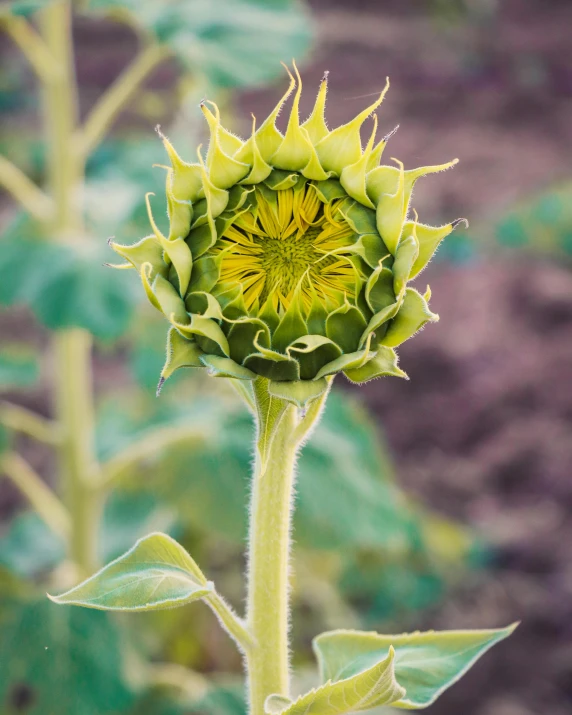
[245,379,303,715]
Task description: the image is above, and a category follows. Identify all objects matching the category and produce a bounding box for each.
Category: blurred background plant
[1,1,571,715]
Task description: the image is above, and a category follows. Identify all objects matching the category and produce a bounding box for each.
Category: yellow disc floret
[217,184,357,312]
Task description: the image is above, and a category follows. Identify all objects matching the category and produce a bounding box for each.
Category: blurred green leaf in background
[0,598,134,715]
[85,0,313,89]
[0,344,40,389]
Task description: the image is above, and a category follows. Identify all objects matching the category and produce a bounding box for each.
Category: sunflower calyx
[111,63,466,404]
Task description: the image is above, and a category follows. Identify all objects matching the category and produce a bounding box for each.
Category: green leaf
[86,0,313,89]
[314,349,371,380]
[287,335,342,380]
[49,532,213,611]
[0,0,46,17]
[409,220,460,279]
[189,683,247,715]
[0,226,136,340]
[272,292,308,354]
[392,233,419,296]
[0,512,65,579]
[100,491,180,563]
[0,345,40,388]
[265,646,404,715]
[129,684,247,715]
[0,597,134,715]
[314,624,517,709]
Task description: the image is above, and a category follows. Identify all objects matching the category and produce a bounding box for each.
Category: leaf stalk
[0,153,55,222]
[1,15,62,83]
[75,41,168,161]
[0,451,71,538]
[0,402,62,445]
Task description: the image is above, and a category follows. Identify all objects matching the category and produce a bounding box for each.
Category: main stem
[246,380,300,715]
[39,0,83,234]
[53,330,100,574]
[40,1,100,575]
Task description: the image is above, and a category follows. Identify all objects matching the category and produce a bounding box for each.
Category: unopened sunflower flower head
[110,63,467,404]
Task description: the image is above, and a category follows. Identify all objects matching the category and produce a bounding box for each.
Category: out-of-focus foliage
[0,512,64,578]
[0,1,45,17]
[1,0,312,91]
[0,495,178,580]
[494,183,572,258]
[85,0,313,88]
[442,183,572,267]
[130,684,246,715]
[0,597,134,715]
[85,140,168,243]
[0,344,40,388]
[0,214,136,339]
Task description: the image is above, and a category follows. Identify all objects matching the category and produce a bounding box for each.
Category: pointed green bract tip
[111,63,464,389]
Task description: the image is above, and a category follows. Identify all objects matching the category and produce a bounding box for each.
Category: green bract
[111,64,467,400]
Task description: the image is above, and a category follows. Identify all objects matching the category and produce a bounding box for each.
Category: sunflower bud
[111,64,466,404]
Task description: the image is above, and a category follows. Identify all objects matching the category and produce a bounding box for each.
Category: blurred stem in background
[40,1,98,575]
[0,0,170,576]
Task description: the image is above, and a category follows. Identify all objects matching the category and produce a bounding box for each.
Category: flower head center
[216,179,357,313]
[258,228,321,304]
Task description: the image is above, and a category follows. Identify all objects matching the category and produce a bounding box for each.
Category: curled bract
[111,63,466,404]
